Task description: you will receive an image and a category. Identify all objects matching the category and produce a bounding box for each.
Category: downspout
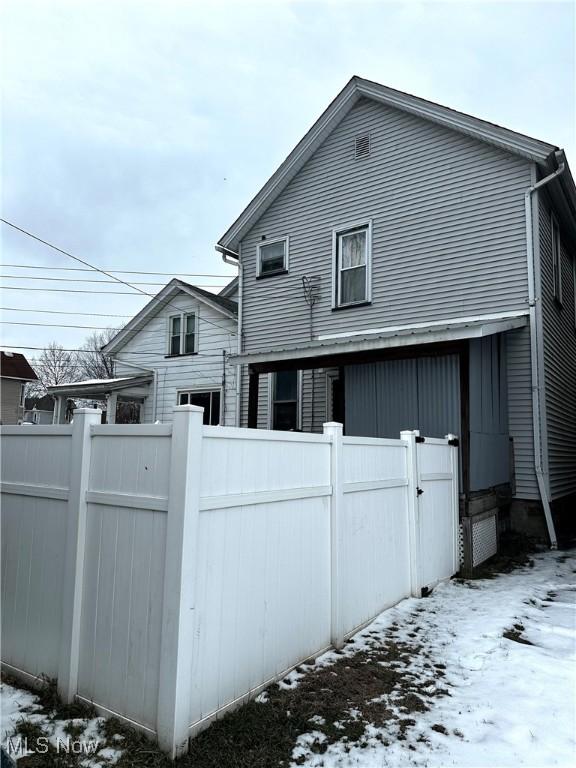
[216,244,242,427]
[524,150,565,548]
[111,357,158,422]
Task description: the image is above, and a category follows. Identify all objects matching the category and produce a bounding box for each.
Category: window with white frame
[257,237,288,277]
[178,390,221,425]
[270,370,299,431]
[333,222,371,307]
[168,312,196,355]
[551,213,562,305]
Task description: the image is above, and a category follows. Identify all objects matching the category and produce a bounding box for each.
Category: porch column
[53,395,64,424]
[248,370,259,429]
[106,392,117,424]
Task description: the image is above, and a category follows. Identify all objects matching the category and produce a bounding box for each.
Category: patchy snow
[0,682,122,765]
[292,550,576,767]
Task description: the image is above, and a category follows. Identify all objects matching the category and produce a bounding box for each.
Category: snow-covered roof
[47,374,153,396]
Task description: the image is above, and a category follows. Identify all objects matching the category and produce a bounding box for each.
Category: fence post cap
[400,429,420,438]
[172,405,204,414]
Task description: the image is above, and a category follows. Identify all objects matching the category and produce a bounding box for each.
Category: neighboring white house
[48,278,239,425]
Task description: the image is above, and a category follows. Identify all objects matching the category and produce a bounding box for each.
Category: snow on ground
[0,682,122,765]
[292,549,576,768]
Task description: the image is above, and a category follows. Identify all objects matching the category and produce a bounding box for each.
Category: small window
[257,237,288,277]
[551,213,562,305]
[19,383,26,408]
[168,312,196,355]
[333,222,372,307]
[178,390,221,425]
[271,370,299,430]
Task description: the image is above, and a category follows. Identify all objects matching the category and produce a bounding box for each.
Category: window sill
[164,353,198,359]
[256,269,288,280]
[331,300,372,312]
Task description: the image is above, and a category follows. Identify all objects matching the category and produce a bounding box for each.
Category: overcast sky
[2,0,574,357]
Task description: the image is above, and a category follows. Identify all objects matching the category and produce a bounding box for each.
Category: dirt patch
[503,623,533,645]
[3,634,451,768]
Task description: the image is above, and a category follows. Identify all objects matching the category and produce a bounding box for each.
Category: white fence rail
[1,407,459,758]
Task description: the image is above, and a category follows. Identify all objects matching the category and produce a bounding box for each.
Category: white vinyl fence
[1,407,459,758]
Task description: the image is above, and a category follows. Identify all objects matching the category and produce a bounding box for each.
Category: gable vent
[355,133,371,159]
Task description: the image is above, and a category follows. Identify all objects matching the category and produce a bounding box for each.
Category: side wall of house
[538,192,576,500]
[0,379,23,425]
[238,97,532,353]
[506,326,538,500]
[114,293,238,424]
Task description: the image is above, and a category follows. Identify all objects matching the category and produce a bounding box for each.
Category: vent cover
[355,133,371,159]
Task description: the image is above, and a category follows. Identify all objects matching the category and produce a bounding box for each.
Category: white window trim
[551,212,563,305]
[167,309,198,355]
[267,370,301,430]
[256,236,289,277]
[177,386,223,424]
[331,219,372,308]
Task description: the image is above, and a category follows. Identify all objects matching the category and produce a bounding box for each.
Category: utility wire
[3,263,234,278]
[1,219,237,336]
[1,274,225,288]
[1,343,231,358]
[2,307,133,318]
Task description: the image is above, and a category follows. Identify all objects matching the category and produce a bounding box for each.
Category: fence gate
[415,436,459,592]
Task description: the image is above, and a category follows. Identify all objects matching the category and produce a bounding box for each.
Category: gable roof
[103,278,237,356]
[219,276,239,298]
[218,76,562,251]
[0,351,38,382]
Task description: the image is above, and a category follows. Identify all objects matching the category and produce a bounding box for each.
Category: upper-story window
[257,237,289,277]
[333,221,372,308]
[168,312,196,355]
[551,213,563,305]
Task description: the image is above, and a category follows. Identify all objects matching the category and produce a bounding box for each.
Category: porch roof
[48,374,153,399]
[232,313,528,371]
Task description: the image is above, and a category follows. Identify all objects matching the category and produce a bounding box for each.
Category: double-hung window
[333,222,371,307]
[257,237,288,277]
[168,312,196,355]
[270,370,299,431]
[551,213,562,305]
[178,390,221,425]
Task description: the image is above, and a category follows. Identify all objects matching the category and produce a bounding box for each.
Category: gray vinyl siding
[239,97,532,352]
[0,379,24,425]
[506,326,538,499]
[538,194,576,500]
[344,355,460,440]
[469,336,510,491]
[114,292,238,425]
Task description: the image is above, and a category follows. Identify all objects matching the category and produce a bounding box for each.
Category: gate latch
[416,487,424,496]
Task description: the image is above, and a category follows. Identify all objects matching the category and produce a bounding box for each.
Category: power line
[3,263,234,278]
[1,219,237,337]
[1,343,230,358]
[1,274,225,288]
[2,307,133,318]
[1,286,153,295]
[1,320,124,331]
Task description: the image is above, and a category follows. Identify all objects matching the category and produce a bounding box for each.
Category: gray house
[216,77,576,546]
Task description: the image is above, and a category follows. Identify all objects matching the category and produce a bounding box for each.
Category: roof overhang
[218,76,560,252]
[48,374,153,399]
[231,314,528,371]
